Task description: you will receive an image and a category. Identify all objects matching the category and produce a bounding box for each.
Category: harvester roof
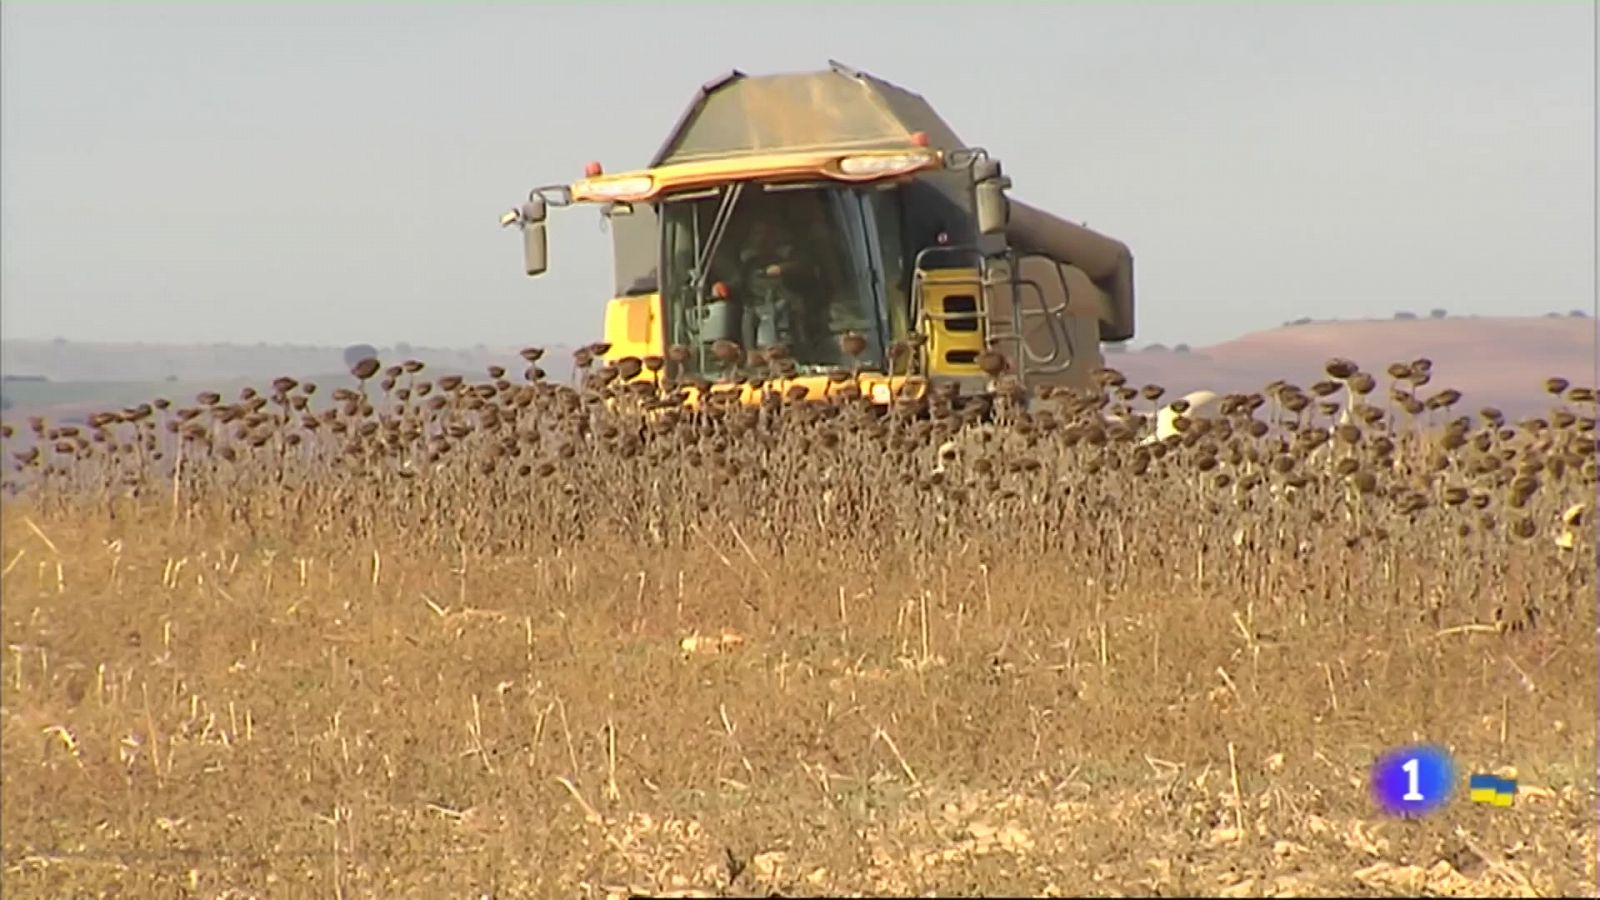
[650,61,967,167]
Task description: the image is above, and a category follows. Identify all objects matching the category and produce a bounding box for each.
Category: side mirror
[503,198,550,277]
[973,159,1011,237]
[521,221,549,277]
[976,186,1010,239]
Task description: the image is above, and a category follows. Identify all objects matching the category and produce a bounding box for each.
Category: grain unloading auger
[502,61,1135,409]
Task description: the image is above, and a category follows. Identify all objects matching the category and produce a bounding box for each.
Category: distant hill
[1107,315,1595,419]
[0,339,581,423]
[0,340,579,385]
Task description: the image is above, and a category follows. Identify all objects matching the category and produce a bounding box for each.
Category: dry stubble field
[1,349,1596,898]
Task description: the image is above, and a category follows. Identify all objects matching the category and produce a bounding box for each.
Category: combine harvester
[502,61,1135,408]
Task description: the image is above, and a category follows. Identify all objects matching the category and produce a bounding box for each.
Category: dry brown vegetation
[2,346,1596,897]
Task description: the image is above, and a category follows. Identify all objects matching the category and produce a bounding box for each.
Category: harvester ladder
[909,246,1070,387]
[1007,255,1076,377]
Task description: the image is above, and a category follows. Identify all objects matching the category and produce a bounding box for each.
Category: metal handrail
[1008,277,1074,374]
[909,249,1081,383]
[909,243,990,331]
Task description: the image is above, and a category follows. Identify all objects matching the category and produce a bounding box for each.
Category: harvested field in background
[2,348,1596,897]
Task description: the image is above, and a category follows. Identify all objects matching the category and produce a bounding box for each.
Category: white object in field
[1142,390,1221,445]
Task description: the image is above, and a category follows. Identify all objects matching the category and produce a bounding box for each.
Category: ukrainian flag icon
[1468,774,1516,807]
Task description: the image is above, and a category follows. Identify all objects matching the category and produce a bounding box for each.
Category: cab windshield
[661,182,906,377]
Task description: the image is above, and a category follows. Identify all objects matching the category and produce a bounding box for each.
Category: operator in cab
[734,210,866,365]
[737,221,802,286]
[730,218,813,353]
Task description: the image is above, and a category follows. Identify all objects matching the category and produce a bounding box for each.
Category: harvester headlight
[870,383,893,405]
[836,152,937,179]
[574,175,655,201]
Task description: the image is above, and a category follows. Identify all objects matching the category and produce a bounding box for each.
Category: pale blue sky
[1,2,1593,350]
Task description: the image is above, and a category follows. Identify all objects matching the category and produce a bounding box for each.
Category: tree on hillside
[395,341,414,356]
[1394,311,1417,320]
[343,343,379,369]
[1429,308,1448,319]
[1570,309,1590,318]
[1144,343,1167,352]
[1173,343,1191,353]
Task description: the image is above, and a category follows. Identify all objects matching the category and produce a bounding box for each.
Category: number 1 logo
[1373,745,1453,817]
[1401,757,1424,802]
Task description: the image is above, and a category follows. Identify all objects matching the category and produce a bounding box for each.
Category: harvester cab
[502,61,1135,407]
